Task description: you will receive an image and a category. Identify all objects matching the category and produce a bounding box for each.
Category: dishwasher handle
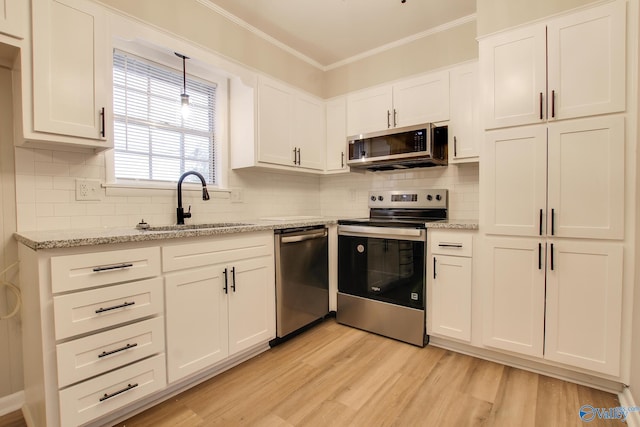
[280,229,327,244]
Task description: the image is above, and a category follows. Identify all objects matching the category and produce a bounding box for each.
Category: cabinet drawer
[59,354,166,427]
[51,246,161,293]
[56,317,165,387]
[162,232,273,272]
[430,231,473,257]
[54,277,164,340]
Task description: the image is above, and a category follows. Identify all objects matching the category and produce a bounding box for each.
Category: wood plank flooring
[0,319,622,427]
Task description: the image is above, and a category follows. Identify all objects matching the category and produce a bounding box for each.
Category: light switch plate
[75,179,102,201]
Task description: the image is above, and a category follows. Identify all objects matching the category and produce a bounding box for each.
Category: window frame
[105,40,229,191]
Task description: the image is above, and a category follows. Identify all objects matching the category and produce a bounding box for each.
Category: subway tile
[34,162,69,177]
[14,148,35,174]
[37,216,71,231]
[16,203,36,231]
[15,175,36,203]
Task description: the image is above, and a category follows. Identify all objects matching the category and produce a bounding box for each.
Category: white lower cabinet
[428,231,473,342]
[482,237,623,376]
[163,232,276,383]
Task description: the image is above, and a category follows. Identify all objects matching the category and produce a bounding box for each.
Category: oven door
[338,225,426,309]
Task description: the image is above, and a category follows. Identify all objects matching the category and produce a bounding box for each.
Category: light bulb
[181,93,190,119]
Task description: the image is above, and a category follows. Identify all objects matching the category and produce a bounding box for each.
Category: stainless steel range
[337,189,448,347]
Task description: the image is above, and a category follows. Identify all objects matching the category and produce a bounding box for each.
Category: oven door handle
[338,225,425,240]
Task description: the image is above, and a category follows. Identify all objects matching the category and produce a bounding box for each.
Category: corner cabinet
[252,76,325,171]
[162,232,276,383]
[480,0,625,129]
[23,0,111,150]
[346,70,449,136]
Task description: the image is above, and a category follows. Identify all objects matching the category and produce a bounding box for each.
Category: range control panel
[367,189,448,209]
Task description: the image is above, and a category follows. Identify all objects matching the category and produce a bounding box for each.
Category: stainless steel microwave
[347,123,447,171]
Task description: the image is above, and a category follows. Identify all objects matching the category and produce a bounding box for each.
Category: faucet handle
[184,205,192,219]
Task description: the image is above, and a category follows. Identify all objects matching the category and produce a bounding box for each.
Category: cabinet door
[547,0,625,121]
[545,241,622,376]
[32,0,108,140]
[429,254,472,342]
[547,116,624,239]
[325,97,348,172]
[449,63,479,162]
[482,238,545,357]
[0,0,27,39]
[484,125,547,236]
[165,265,229,383]
[228,256,275,355]
[393,70,450,127]
[257,77,295,166]
[480,23,547,129]
[294,94,325,170]
[346,85,392,136]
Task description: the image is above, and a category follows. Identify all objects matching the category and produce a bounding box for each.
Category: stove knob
[371,196,376,202]
[378,196,384,201]
[426,194,433,201]
[435,194,442,201]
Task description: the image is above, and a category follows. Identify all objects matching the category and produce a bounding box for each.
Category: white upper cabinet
[484,116,624,240]
[31,0,110,146]
[244,75,325,172]
[346,70,449,136]
[449,62,480,162]
[547,1,626,121]
[481,0,625,129]
[0,0,28,39]
[325,96,349,173]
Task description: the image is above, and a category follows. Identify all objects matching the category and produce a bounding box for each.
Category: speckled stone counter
[424,219,479,230]
[14,217,340,250]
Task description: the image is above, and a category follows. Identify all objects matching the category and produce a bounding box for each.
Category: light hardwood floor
[0,319,622,427]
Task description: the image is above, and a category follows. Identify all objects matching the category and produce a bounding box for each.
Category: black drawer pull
[95,301,135,314]
[231,267,236,292]
[223,268,228,294]
[438,243,463,248]
[93,263,133,272]
[99,383,138,402]
[98,343,138,358]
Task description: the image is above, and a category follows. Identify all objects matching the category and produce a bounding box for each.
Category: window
[113,50,218,185]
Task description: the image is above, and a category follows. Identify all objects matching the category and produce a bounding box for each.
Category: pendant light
[175,52,190,118]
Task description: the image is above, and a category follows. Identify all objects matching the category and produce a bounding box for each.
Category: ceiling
[199,0,476,69]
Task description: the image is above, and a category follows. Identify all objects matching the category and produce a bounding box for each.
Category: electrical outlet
[75,179,102,201]
[230,189,244,203]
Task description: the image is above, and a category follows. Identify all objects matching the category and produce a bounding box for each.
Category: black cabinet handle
[99,383,138,402]
[292,147,297,165]
[93,263,133,272]
[550,243,555,271]
[223,268,228,294]
[433,257,437,279]
[231,267,236,292]
[95,301,135,314]
[393,109,397,127]
[551,208,555,236]
[454,136,457,157]
[539,92,543,120]
[297,148,301,165]
[341,152,345,168]
[98,343,138,358]
[539,209,543,236]
[551,90,556,118]
[100,107,106,138]
[538,243,542,270]
[438,243,463,248]
[387,110,391,128]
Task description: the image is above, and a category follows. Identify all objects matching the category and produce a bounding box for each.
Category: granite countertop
[14,217,479,250]
[14,217,339,250]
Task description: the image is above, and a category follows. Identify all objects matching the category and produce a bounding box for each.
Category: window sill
[103,181,230,197]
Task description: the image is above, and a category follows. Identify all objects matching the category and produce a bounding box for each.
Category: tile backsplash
[14,147,478,231]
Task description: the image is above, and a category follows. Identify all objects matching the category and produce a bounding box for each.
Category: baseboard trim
[0,390,24,417]
[618,387,640,427]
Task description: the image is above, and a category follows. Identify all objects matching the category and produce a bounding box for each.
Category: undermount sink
[143,222,253,231]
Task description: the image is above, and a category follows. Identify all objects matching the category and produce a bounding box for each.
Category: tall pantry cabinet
[479,0,626,378]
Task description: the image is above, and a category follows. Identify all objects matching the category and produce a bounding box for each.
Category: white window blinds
[113,50,217,184]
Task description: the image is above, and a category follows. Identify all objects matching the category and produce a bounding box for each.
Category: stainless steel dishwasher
[274,226,329,340]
